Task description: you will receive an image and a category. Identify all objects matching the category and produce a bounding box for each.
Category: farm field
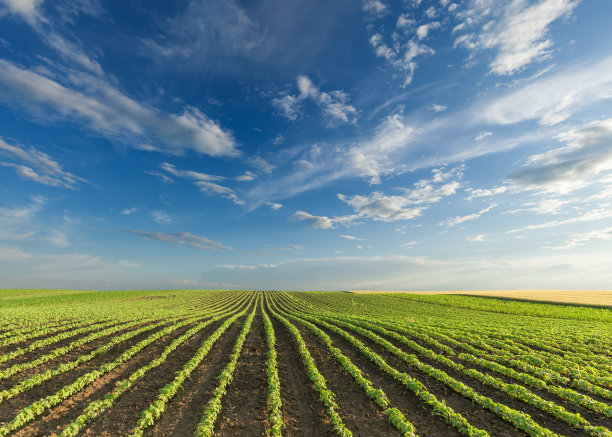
[348,290,612,307]
[0,290,610,436]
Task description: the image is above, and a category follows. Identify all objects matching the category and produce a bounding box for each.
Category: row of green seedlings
[0,318,177,406]
[0,313,214,437]
[0,319,108,349]
[0,319,77,341]
[266,298,353,437]
[0,293,247,383]
[0,319,148,380]
[276,292,612,391]
[126,302,253,436]
[317,314,612,437]
[269,299,490,437]
[195,305,257,436]
[269,295,558,437]
[401,319,612,392]
[380,321,612,425]
[58,304,243,437]
[271,303,419,437]
[376,316,612,400]
[430,325,612,389]
[373,318,612,403]
[486,328,612,364]
[451,328,612,375]
[0,318,148,365]
[261,301,284,436]
[460,329,612,376]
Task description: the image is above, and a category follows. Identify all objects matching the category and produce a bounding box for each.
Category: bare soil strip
[348,290,612,307]
[142,317,245,437]
[270,314,334,437]
[12,322,199,437]
[214,310,268,437]
[293,320,402,437]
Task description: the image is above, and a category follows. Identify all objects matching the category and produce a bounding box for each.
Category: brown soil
[270,314,334,437]
[0,321,170,423]
[142,316,245,436]
[10,321,198,437]
[292,319,402,436]
[214,310,268,437]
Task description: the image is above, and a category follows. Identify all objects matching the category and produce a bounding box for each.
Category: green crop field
[0,289,610,436]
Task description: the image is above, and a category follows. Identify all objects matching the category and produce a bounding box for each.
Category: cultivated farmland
[0,290,610,436]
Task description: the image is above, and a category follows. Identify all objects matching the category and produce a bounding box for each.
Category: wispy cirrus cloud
[273,75,358,126]
[160,162,243,205]
[439,203,497,228]
[548,226,612,250]
[0,138,85,188]
[127,230,233,251]
[453,0,579,75]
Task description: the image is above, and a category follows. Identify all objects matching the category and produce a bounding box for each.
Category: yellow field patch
[347,289,612,307]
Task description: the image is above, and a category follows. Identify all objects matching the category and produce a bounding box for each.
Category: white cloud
[161,162,243,205]
[362,0,389,16]
[508,206,612,233]
[507,119,612,193]
[339,234,366,241]
[466,234,486,242]
[339,192,426,222]
[429,103,447,112]
[273,76,357,126]
[339,166,463,222]
[150,211,172,224]
[128,230,232,251]
[290,211,357,229]
[474,131,492,141]
[549,227,612,250]
[0,138,85,188]
[477,56,612,127]
[466,185,511,200]
[216,265,256,270]
[0,196,44,239]
[454,0,579,75]
[0,0,44,26]
[121,207,138,215]
[400,241,417,248]
[247,156,275,174]
[0,60,238,157]
[416,22,440,40]
[509,198,568,215]
[235,171,257,181]
[266,201,282,210]
[439,203,497,227]
[345,114,415,184]
[46,230,70,247]
[369,33,435,86]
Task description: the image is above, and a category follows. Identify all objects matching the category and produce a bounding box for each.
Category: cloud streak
[0,60,238,157]
[0,138,85,188]
[127,230,233,251]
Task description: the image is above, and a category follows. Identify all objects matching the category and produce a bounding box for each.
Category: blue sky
[1,0,612,291]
